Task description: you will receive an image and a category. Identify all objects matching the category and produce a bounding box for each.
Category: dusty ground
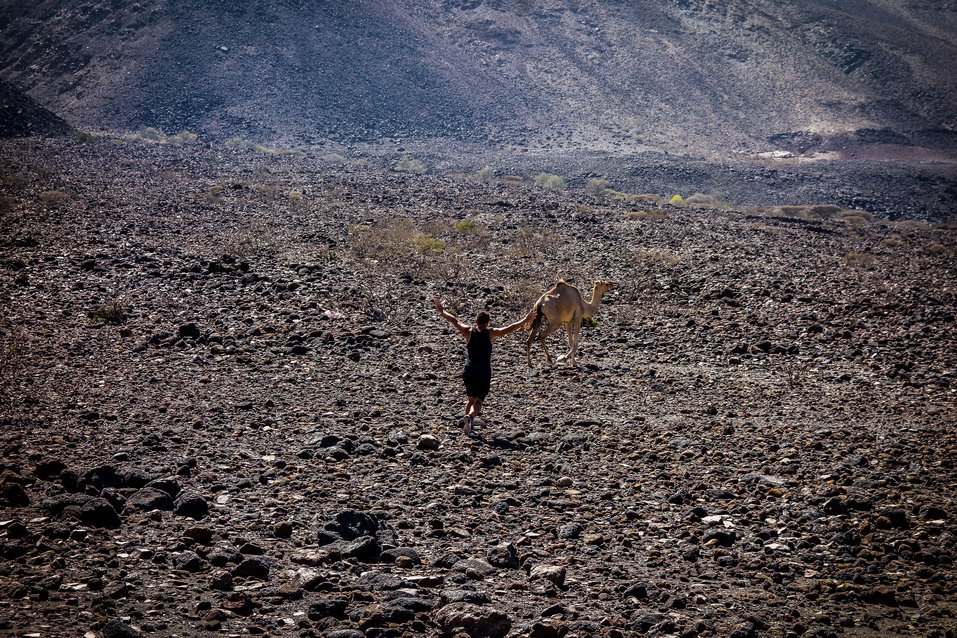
[0,138,955,638]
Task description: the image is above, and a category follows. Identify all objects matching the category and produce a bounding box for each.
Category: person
[433,299,536,435]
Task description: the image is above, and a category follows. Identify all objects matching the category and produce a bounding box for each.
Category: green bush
[137,126,166,142]
[169,130,199,144]
[225,136,258,151]
[668,194,685,206]
[394,155,427,174]
[455,219,476,233]
[534,173,567,190]
[75,131,98,143]
[586,178,610,197]
[413,235,446,253]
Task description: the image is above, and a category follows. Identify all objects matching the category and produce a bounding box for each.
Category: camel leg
[557,320,577,363]
[537,320,562,366]
[568,320,582,366]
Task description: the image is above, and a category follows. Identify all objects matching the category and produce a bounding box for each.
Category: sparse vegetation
[200,185,225,205]
[668,194,685,206]
[221,219,282,256]
[393,155,427,174]
[89,300,129,324]
[808,205,842,219]
[253,184,281,198]
[75,131,98,143]
[501,175,524,185]
[169,130,199,144]
[586,178,610,198]
[455,219,477,233]
[627,194,663,204]
[534,173,566,190]
[224,136,302,155]
[473,166,495,182]
[845,252,876,269]
[0,195,15,214]
[581,316,600,329]
[137,126,166,141]
[39,190,69,206]
[682,192,730,209]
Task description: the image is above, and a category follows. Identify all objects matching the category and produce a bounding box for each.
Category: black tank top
[466,327,492,368]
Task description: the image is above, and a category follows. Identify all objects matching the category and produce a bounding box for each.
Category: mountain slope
[0,78,72,138]
[0,0,955,156]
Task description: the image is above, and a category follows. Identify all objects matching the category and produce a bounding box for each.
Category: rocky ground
[0,137,955,638]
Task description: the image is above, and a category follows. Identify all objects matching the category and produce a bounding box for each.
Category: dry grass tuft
[39,190,70,206]
[844,252,876,269]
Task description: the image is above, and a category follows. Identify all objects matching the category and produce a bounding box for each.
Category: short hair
[476,311,490,325]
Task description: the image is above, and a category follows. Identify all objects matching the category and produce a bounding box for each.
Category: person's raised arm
[433,299,471,337]
[490,308,537,340]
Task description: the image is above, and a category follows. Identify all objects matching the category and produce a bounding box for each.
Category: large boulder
[436,603,511,638]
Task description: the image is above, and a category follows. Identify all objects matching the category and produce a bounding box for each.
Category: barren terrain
[0,138,955,637]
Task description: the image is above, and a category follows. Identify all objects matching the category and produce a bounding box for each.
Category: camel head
[592,280,614,298]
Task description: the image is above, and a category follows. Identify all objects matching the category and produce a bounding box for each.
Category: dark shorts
[463,365,491,400]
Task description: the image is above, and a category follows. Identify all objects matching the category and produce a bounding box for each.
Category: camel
[525,280,614,367]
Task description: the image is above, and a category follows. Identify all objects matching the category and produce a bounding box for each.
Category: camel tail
[524,300,544,334]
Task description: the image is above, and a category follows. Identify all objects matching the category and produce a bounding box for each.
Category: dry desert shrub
[632,249,680,268]
[926,243,947,256]
[1,172,29,189]
[253,184,281,198]
[881,238,903,249]
[39,190,70,206]
[840,209,872,226]
[627,193,663,204]
[533,173,566,189]
[808,205,843,219]
[473,166,495,182]
[683,192,728,208]
[775,205,806,218]
[893,220,931,232]
[507,225,557,258]
[200,185,225,205]
[0,195,16,214]
[393,155,426,174]
[89,300,128,325]
[845,252,876,269]
[222,219,281,256]
[350,219,455,280]
[501,175,524,184]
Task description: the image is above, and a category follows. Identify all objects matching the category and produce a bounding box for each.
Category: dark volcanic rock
[436,602,512,638]
[125,487,174,511]
[174,492,209,519]
[0,79,73,138]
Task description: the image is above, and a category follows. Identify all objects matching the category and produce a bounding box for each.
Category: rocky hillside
[0,137,955,637]
[1,0,956,158]
[0,78,72,138]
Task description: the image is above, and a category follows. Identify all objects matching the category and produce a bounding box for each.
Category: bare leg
[464,398,476,434]
[470,398,484,418]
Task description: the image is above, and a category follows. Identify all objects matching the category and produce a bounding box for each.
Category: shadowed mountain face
[0,0,955,156]
[0,78,72,138]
